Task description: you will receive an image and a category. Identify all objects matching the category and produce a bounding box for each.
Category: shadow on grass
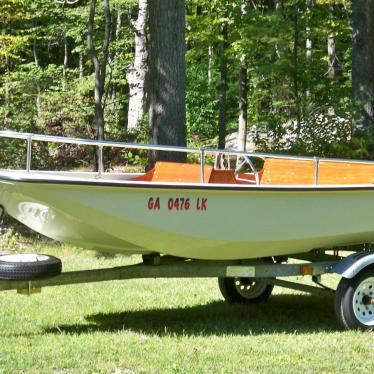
[44,294,342,336]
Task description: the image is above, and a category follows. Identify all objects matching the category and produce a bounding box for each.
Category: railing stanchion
[26,135,32,173]
[98,145,104,177]
[314,157,319,185]
[200,149,205,183]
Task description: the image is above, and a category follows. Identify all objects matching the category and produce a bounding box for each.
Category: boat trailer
[0,250,373,330]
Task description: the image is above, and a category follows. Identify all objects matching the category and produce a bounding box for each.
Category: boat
[1,130,374,260]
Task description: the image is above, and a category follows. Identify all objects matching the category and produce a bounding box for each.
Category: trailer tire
[218,277,274,303]
[334,266,374,330]
[0,253,62,280]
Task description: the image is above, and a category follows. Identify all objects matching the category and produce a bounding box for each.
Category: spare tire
[0,253,62,280]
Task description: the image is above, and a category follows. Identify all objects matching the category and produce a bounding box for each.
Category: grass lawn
[0,241,373,374]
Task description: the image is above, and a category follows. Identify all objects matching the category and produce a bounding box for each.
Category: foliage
[0,0,367,169]
[185,0,355,155]
[186,64,218,143]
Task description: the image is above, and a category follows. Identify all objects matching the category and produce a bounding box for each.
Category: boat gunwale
[2,171,374,192]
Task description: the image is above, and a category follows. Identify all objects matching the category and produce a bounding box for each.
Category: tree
[327,3,338,80]
[218,18,228,150]
[0,0,30,121]
[352,0,374,133]
[87,0,111,169]
[148,0,186,162]
[237,2,248,152]
[0,0,359,165]
[126,0,148,131]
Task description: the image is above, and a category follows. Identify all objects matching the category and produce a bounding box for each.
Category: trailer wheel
[218,277,274,303]
[334,267,374,330]
[0,253,62,280]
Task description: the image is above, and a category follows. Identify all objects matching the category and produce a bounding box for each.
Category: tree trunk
[87,0,111,139]
[327,4,337,80]
[305,0,313,64]
[208,45,213,86]
[275,0,283,12]
[4,56,9,106]
[305,0,313,101]
[274,0,285,58]
[306,28,312,63]
[4,56,10,122]
[292,4,301,135]
[88,0,104,143]
[110,6,122,101]
[237,2,248,153]
[207,6,214,86]
[62,30,68,90]
[87,0,111,170]
[127,0,148,131]
[327,34,336,79]
[33,37,41,118]
[100,0,111,111]
[79,52,84,79]
[115,8,122,57]
[149,0,186,163]
[237,63,247,152]
[352,0,374,133]
[218,21,228,150]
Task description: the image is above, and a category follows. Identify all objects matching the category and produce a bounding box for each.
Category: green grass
[0,241,373,374]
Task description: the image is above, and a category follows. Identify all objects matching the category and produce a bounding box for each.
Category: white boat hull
[1,173,374,260]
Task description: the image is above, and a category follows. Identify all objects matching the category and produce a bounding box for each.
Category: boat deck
[127,159,374,186]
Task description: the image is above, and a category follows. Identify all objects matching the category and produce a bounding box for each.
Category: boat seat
[129,162,242,184]
[260,157,374,185]
[260,158,315,185]
[209,169,237,184]
[130,162,213,183]
[317,161,374,184]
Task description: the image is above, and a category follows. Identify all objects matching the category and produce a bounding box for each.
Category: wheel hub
[0,254,50,263]
[353,277,374,326]
[234,278,268,300]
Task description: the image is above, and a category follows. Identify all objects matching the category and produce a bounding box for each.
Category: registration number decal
[147,197,207,211]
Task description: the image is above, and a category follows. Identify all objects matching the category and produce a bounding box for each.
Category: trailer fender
[332,252,374,279]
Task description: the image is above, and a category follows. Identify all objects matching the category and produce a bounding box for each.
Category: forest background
[0,0,372,171]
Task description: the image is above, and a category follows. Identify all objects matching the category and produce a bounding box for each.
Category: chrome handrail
[2,129,374,185]
[244,155,259,185]
[1,130,264,184]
